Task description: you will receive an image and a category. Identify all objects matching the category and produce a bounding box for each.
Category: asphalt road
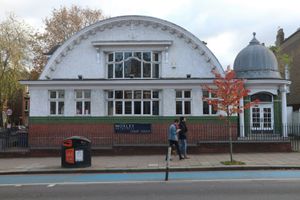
[1,180,300,200]
[2,170,300,199]
[3,170,300,185]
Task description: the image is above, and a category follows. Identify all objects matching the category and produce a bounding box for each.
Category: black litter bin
[61,136,91,168]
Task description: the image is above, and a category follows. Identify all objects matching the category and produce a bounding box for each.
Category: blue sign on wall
[114,123,151,133]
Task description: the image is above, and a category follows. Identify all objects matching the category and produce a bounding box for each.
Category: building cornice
[245,79,291,85]
[21,78,290,88]
[92,40,173,47]
[20,78,216,88]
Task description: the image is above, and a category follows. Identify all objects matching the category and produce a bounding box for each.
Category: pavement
[1,152,300,175]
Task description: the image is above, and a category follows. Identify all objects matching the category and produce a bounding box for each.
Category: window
[24,100,29,112]
[107,51,160,79]
[202,90,217,115]
[251,93,272,102]
[176,90,191,115]
[107,90,159,115]
[250,93,273,131]
[75,90,91,115]
[49,90,64,115]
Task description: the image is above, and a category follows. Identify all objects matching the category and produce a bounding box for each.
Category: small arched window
[251,93,272,102]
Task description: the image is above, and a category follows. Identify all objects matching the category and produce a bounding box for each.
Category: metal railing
[0,129,29,152]
[1,124,299,152]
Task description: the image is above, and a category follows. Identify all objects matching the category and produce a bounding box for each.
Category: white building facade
[21,16,290,149]
[25,15,224,118]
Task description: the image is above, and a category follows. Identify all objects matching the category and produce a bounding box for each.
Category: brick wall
[28,118,238,148]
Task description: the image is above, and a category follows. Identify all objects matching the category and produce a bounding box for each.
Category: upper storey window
[107,51,160,79]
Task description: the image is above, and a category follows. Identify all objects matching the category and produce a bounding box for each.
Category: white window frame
[75,90,91,116]
[49,90,64,115]
[202,90,218,115]
[175,90,192,115]
[106,51,161,79]
[250,93,274,131]
[107,90,160,116]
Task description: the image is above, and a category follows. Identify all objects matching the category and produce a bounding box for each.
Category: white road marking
[1,177,300,187]
[47,184,56,187]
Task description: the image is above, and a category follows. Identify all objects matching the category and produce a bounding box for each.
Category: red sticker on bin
[63,139,72,147]
[65,148,74,164]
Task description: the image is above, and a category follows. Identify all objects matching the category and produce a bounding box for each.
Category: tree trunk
[228,119,233,162]
[0,111,2,127]
[0,102,3,127]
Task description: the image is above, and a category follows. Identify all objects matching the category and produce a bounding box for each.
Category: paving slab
[0,153,300,174]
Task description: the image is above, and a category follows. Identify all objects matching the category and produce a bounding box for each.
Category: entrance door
[251,104,273,131]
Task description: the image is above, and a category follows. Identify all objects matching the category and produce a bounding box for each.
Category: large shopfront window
[107,51,160,79]
[107,90,159,115]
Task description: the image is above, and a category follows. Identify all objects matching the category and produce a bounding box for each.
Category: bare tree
[31,5,106,79]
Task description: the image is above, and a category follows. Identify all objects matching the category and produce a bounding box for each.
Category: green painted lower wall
[244,96,251,136]
[29,116,238,124]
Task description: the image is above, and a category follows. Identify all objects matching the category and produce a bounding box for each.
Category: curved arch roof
[40,15,223,79]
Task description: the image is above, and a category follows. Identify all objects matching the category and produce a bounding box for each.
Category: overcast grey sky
[1,0,300,67]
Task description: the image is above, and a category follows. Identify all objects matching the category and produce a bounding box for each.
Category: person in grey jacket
[166,119,183,160]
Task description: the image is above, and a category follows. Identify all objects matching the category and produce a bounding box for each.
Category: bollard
[165,146,172,181]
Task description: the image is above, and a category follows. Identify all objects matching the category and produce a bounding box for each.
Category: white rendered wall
[192,88,202,116]
[64,89,73,116]
[29,88,49,117]
[161,89,176,116]
[91,89,105,116]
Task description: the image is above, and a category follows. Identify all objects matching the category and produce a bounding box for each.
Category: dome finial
[249,32,259,45]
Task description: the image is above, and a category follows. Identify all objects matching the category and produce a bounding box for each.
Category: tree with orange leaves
[204,67,258,163]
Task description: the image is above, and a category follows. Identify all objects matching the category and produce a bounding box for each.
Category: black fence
[0,128,28,152]
[2,124,300,152]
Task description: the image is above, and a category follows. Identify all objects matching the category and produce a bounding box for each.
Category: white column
[239,98,245,137]
[281,85,288,137]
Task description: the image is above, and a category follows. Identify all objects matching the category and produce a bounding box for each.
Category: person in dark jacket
[178,117,189,159]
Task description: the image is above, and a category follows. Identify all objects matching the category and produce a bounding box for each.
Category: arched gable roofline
[40,15,223,79]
